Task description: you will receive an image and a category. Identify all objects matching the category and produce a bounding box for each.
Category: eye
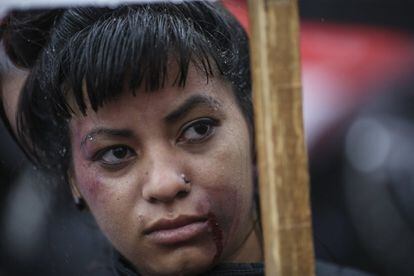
[95,145,136,166]
[178,118,218,144]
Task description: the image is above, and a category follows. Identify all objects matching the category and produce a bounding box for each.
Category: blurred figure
[301,4,414,275]
[343,82,414,275]
[310,71,414,275]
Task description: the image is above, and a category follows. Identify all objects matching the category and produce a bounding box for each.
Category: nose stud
[181,173,191,184]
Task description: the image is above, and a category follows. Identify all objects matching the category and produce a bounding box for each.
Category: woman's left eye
[95,145,136,166]
[178,118,218,144]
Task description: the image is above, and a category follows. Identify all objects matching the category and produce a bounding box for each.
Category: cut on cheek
[207,212,224,264]
[202,185,244,261]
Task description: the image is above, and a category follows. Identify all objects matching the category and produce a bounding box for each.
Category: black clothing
[112,250,373,276]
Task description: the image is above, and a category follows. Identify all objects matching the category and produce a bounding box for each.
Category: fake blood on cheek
[207,212,223,264]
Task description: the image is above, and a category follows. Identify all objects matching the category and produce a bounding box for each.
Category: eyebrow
[81,128,135,147]
[164,95,221,124]
[80,95,221,147]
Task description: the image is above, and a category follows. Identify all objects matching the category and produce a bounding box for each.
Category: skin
[69,66,262,275]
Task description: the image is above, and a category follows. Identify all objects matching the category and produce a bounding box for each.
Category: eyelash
[92,145,136,168]
[177,118,219,144]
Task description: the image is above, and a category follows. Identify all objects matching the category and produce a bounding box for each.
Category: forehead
[69,66,237,135]
[77,66,234,121]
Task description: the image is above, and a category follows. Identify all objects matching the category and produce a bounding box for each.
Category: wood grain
[247,0,315,275]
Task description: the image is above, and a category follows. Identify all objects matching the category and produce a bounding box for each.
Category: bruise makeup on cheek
[71,131,107,203]
[84,176,102,203]
[71,148,103,203]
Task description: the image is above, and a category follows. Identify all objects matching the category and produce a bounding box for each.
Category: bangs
[49,4,232,116]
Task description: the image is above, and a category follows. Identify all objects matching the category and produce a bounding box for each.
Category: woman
[17,2,263,275]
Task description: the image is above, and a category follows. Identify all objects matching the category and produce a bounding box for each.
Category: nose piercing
[181,173,191,184]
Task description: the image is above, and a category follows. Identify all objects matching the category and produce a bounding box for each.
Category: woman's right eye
[94,145,136,167]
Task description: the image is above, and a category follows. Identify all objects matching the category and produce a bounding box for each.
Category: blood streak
[207,212,223,264]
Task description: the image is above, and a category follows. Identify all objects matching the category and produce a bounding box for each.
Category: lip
[144,215,209,245]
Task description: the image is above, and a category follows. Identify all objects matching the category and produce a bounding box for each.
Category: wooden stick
[247,0,315,275]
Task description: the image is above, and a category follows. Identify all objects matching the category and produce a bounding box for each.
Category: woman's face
[69,67,255,275]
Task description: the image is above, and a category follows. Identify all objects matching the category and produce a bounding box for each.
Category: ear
[68,170,81,198]
[68,170,87,211]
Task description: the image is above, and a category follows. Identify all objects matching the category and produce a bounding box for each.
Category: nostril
[142,171,192,203]
[176,190,188,199]
[146,190,188,203]
[148,197,157,204]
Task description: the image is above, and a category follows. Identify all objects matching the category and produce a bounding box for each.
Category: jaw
[131,240,218,276]
[224,220,263,263]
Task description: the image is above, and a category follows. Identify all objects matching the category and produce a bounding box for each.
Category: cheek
[72,162,127,234]
[71,154,141,225]
[203,131,253,205]
[74,164,136,216]
[81,173,101,202]
[72,158,103,204]
[196,138,254,239]
[73,165,142,251]
[71,148,134,208]
[206,125,254,241]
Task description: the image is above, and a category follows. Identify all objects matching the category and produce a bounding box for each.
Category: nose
[141,149,190,204]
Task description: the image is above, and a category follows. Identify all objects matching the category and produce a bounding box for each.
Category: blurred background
[1,0,414,275]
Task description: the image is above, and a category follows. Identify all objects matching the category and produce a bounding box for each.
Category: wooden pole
[247,0,315,275]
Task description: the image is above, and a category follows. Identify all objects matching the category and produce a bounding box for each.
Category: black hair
[0,9,62,154]
[1,9,63,68]
[17,2,252,183]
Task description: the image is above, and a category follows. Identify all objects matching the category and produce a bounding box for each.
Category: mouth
[144,215,209,245]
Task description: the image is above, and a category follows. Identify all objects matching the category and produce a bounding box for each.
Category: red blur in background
[223,0,414,147]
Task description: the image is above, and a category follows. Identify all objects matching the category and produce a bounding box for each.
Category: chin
[135,247,216,276]
[138,261,213,276]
